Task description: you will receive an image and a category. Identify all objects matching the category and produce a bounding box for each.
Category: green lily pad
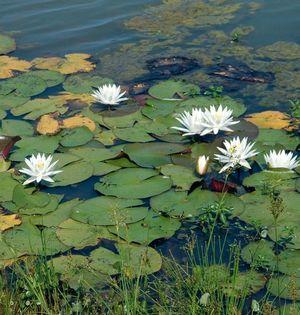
[243,170,298,191]
[60,127,94,147]
[57,219,115,249]
[109,210,181,245]
[267,276,300,300]
[0,34,16,54]
[102,108,144,128]
[148,80,200,99]
[3,72,48,97]
[71,196,147,225]
[95,129,117,146]
[0,238,16,260]
[256,129,299,150]
[10,136,60,161]
[0,172,19,202]
[159,164,200,191]
[95,168,172,199]
[11,97,67,120]
[142,98,181,119]
[33,70,65,87]
[178,95,246,117]
[63,73,113,94]
[241,240,276,270]
[89,247,120,275]
[123,142,186,168]
[116,243,162,277]
[27,199,82,227]
[3,223,69,256]
[49,254,108,291]
[113,125,155,143]
[67,146,119,163]
[277,250,300,277]
[48,161,94,187]
[0,94,29,110]
[0,119,34,137]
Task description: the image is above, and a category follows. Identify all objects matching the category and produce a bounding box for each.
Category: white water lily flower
[20,153,62,185]
[172,108,205,136]
[200,105,239,136]
[196,155,209,175]
[264,150,299,170]
[251,299,260,313]
[199,293,210,306]
[214,137,258,173]
[91,84,128,105]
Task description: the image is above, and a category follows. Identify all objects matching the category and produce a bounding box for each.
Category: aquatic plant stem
[205,173,229,257]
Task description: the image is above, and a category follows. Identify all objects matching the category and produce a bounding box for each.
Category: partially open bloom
[264,150,299,170]
[20,153,62,185]
[200,105,239,136]
[251,299,260,313]
[172,108,204,136]
[196,155,209,175]
[214,137,258,173]
[199,293,210,306]
[91,84,128,105]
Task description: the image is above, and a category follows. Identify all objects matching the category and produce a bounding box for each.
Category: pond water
[0,0,299,313]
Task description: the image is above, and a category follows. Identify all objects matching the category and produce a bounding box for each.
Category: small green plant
[204,85,223,98]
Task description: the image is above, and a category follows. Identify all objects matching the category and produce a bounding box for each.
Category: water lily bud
[251,299,260,313]
[200,292,210,306]
[260,229,268,238]
[196,155,209,175]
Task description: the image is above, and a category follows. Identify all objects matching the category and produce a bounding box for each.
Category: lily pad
[0,56,31,79]
[0,119,34,137]
[0,94,29,110]
[95,168,172,199]
[60,127,94,147]
[243,170,298,191]
[57,219,115,249]
[0,172,19,202]
[3,223,69,256]
[10,136,59,161]
[178,95,246,117]
[159,164,200,191]
[267,276,300,300]
[123,142,186,168]
[67,146,119,163]
[63,73,113,94]
[256,129,299,150]
[142,98,181,119]
[109,210,181,245]
[0,34,16,55]
[148,80,200,99]
[48,161,94,187]
[71,196,147,225]
[33,70,65,87]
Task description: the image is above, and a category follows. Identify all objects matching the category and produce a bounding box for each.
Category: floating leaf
[109,210,181,245]
[256,129,299,150]
[67,146,119,163]
[149,80,200,99]
[57,219,115,249]
[159,164,200,191]
[60,126,94,147]
[0,119,34,137]
[63,73,113,94]
[0,172,19,202]
[123,142,186,168]
[48,161,94,187]
[32,53,95,74]
[62,115,96,132]
[267,276,300,300]
[0,212,21,232]
[10,136,59,161]
[71,196,147,225]
[95,168,172,199]
[0,56,31,79]
[0,94,29,110]
[11,97,67,120]
[37,115,61,135]
[245,111,292,129]
[0,34,16,55]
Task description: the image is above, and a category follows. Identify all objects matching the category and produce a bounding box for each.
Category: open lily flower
[91,84,128,105]
[200,105,239,136]
[214,137,258,173]
[19,153,62,185]
[172,108,205,136]
[264,150,299,170]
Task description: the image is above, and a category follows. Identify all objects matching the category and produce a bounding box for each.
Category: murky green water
[0,0,299,313]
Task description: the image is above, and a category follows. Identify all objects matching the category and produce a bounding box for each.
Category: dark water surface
[0,0,299,59]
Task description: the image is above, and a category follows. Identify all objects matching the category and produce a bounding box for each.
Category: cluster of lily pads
[0,30,300,300]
